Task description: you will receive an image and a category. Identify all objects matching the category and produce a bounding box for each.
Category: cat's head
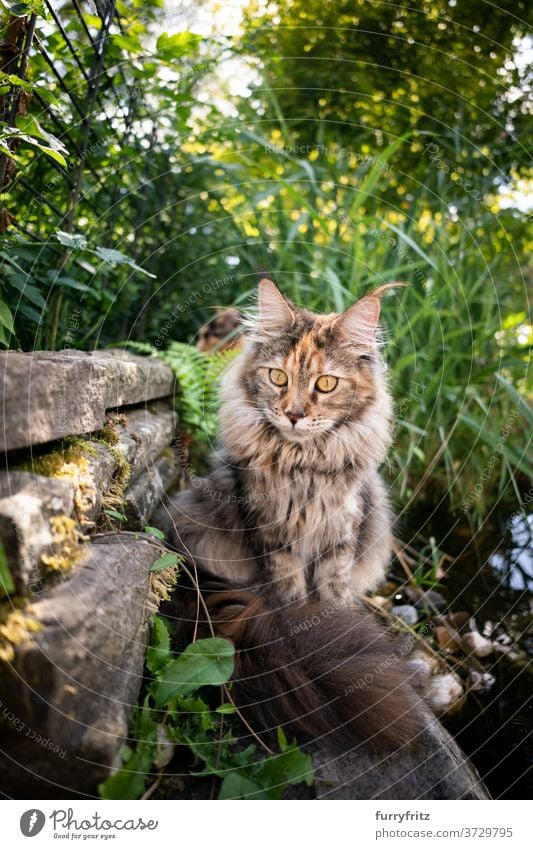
[235,278,398,442]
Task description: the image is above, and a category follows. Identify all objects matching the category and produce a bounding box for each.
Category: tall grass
[201,129,531,519]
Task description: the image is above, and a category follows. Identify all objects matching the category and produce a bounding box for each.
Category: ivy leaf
[152,638,235,707]
[150,552,180,572]
[0,74,34,93]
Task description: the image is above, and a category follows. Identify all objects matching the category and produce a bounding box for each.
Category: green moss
[92,415,125,447]
[150,566,179,602]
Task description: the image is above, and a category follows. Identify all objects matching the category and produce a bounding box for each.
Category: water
[406,505,532,799]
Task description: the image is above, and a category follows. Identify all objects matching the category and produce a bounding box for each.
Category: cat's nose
[285,408,306,426]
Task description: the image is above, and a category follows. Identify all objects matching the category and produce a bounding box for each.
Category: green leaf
[150,552,180,572]
[219,772,264,800]
[112,34,143,54]
[495,373,533,429]
[16,114,68,155]
[0,300,15,334]
[98,701,157,800]
[0,541,15,597]
[93,246,156,278]
[5,273,46,309]
[156,31,202,60]
[215,703,237,715]
[56,231,88,250]
[7,2,47,17]
[32,143,67,167]
[103,508,126,521]
[144,525,165,540]
[146,615,171,675]
[152,638,235,707]
[0,74,33,93]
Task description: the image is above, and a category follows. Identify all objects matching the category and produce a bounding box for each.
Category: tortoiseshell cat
[168,278,395,605]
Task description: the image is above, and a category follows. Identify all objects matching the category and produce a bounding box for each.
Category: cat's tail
[170,578,426,751]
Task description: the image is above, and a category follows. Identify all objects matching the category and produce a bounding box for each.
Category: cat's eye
[315,375,338,393]
[269,368,288,387]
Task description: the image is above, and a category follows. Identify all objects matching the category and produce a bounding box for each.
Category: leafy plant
[99,616,314,800]
[120,340,240,447]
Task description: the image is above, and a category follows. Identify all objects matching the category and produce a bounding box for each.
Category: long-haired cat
[164,278,422,749]
[169,277,394,603]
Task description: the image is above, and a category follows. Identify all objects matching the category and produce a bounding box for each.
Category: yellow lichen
[41,515,88,574]
[0,604,42,663]
[21,441,98,523]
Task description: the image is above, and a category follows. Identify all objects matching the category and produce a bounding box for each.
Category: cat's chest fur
[241,465,362,560]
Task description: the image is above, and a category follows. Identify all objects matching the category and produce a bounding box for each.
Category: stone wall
[0,349,180,797]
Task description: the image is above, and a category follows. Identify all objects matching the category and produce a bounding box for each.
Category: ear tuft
[335,297,381,346]
[334,281,406,346]
[257,278,295,333]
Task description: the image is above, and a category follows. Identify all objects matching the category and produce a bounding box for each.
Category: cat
[168,277,395,605]
[163,278,423,750]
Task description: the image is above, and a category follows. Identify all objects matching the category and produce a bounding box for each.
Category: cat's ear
[335,282,407,346]
[335,296,381,346]
[257,278,295,332]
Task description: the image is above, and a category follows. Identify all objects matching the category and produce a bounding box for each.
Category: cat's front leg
[266,546,307,605]
[315,540,356,603]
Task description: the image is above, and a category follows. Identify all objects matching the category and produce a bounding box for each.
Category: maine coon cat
[168,277,395,605]
[164,278,424,749]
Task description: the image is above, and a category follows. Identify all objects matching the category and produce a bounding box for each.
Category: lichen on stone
[0,603,42,663]
[41,515,87,574]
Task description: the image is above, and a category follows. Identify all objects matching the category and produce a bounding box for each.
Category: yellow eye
[269,368,288,387]
[315,375,338,393]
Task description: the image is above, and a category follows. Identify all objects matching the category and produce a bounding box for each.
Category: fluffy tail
[168,576,425,752]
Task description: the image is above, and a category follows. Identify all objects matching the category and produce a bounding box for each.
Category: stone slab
[0,538,161,797]
[0,349,175,452]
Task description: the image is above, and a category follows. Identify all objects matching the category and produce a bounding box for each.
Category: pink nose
[285,408,305,426]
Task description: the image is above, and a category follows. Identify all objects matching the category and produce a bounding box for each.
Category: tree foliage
[242,0,532,193]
